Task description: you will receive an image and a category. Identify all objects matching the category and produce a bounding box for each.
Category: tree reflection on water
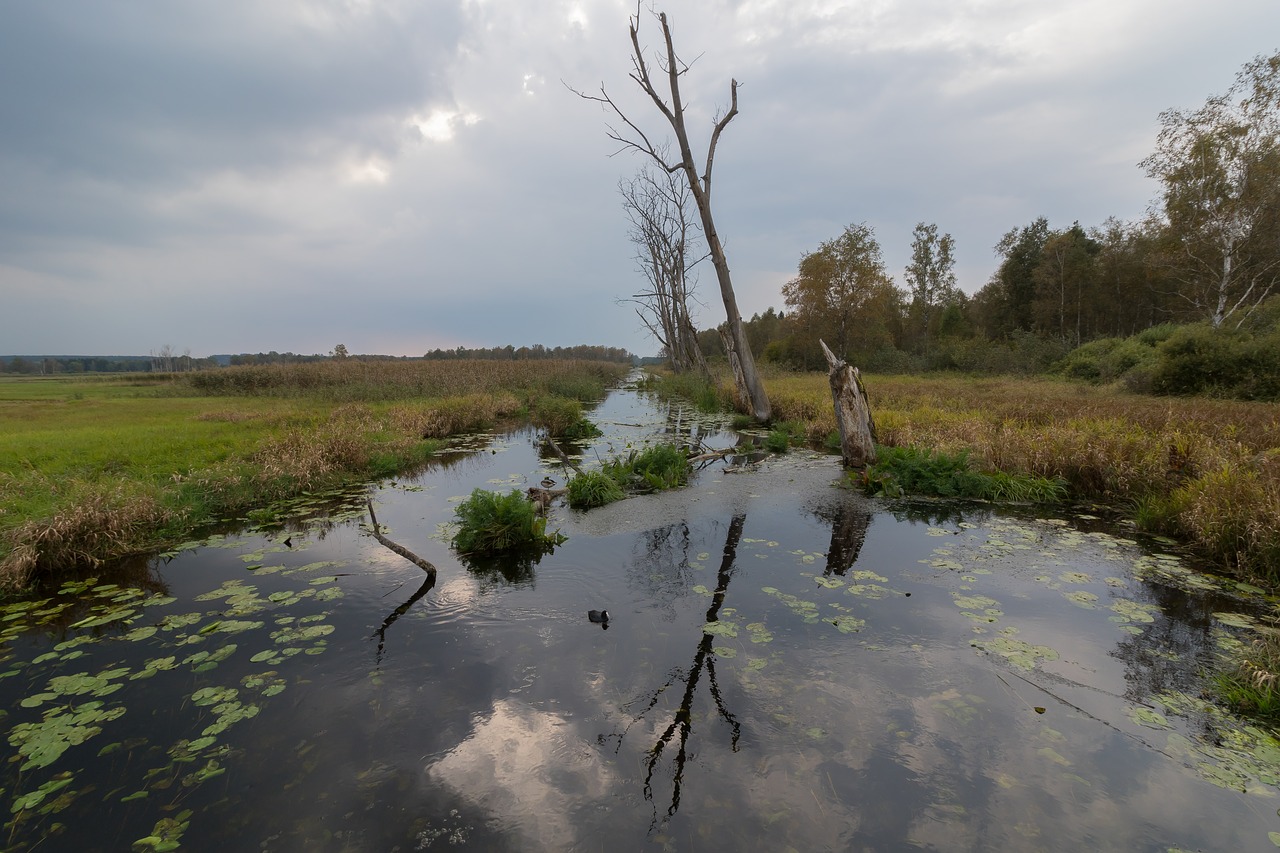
[603,514,747,831]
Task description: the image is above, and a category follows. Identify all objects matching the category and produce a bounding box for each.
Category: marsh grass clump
[1217,631,1280,723]
[566,470,625,509]
[765,429,791,454]
[2,485,174,588]
[560,418,603,440]
[765,420,807,453]
[568,442,692,509]
[602,444,690,493]
[452,489,565,556]
[532,396,584,436]
[859,446,1067,504]
[649,371,732,414]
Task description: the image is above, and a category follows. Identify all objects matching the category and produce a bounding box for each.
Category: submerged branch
[544,437,586,476]
[366,499,437,578]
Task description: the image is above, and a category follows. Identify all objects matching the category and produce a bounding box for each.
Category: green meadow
[0,361,629,589]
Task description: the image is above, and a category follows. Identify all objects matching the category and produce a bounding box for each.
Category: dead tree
[573,5,771,421]
[820,339,876,468]
[621,164,708,376]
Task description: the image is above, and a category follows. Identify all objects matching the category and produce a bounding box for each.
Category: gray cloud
[2,0,1278,357]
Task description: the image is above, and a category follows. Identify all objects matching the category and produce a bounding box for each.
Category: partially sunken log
[820,339,876,468]
[366,500,437,579]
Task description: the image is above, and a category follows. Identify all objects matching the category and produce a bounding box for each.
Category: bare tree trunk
[572,7,770,420]
[820,340,876,468]
[719,327,747,411]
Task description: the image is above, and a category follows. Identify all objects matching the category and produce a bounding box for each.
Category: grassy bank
[668,366,1280,584]
[0,360,628,589]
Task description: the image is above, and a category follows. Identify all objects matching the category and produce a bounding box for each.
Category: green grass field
[0,361,629,588]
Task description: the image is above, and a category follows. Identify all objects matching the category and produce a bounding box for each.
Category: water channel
[4,373,1280,851]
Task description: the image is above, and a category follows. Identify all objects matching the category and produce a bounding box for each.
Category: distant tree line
[0,355,218,374]
[422,344,632,363]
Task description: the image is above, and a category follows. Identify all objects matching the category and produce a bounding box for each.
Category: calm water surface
[3,375,1280,851]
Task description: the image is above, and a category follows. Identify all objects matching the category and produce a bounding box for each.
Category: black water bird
[588,609,610,626]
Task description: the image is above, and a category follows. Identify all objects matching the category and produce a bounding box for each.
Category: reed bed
[177,358,625,402]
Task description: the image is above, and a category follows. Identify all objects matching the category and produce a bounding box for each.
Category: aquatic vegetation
[561,417,604,440]
[566,470,625,509]
[764,429,791,453]
[0,523,346,847]
[451,489,566,556]
[567,442,692,510]
[601,443,691,493]
[859,446,1068,504]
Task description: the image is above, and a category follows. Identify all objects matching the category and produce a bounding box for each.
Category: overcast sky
[2,1,1277,358]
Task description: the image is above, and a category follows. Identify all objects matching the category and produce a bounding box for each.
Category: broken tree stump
[819,339,876,468]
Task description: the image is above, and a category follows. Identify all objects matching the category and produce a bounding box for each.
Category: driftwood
[525,486,568,514]
[366,499,437,578]
[819,339,876,468]
[543,437,585,476]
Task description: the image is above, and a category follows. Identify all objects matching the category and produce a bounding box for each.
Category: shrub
[1152,324,1280,401]
[1055,338,1120,381]
[566,471,625,509]
[452,488,564,556]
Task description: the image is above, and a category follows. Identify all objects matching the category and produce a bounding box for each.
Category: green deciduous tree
[903,222,957,353]
[1031,222,1100,346]
[782,223,900,367]
[1142,50,1280,328]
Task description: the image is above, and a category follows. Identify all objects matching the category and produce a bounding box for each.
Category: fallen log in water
[366,499,437,578]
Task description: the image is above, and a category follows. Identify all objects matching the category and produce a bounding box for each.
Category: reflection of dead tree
[820,500,872,576]
[542,437,585,477]
[372,573,436,665]
[365,500,439,665]
[606,514,746,831]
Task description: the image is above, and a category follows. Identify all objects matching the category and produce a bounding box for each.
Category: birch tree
[1142,50,1280,328]
[903,222,957,353]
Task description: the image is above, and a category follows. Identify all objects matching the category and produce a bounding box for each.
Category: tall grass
[177,358,624,402]
[0,360,629,589]
[657,369,1280,584]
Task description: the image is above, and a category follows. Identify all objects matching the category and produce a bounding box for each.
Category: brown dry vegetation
[741,370,1280,582]
[1,360,628,590]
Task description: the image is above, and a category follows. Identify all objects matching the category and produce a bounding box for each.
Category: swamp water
[4,376,1280,852]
